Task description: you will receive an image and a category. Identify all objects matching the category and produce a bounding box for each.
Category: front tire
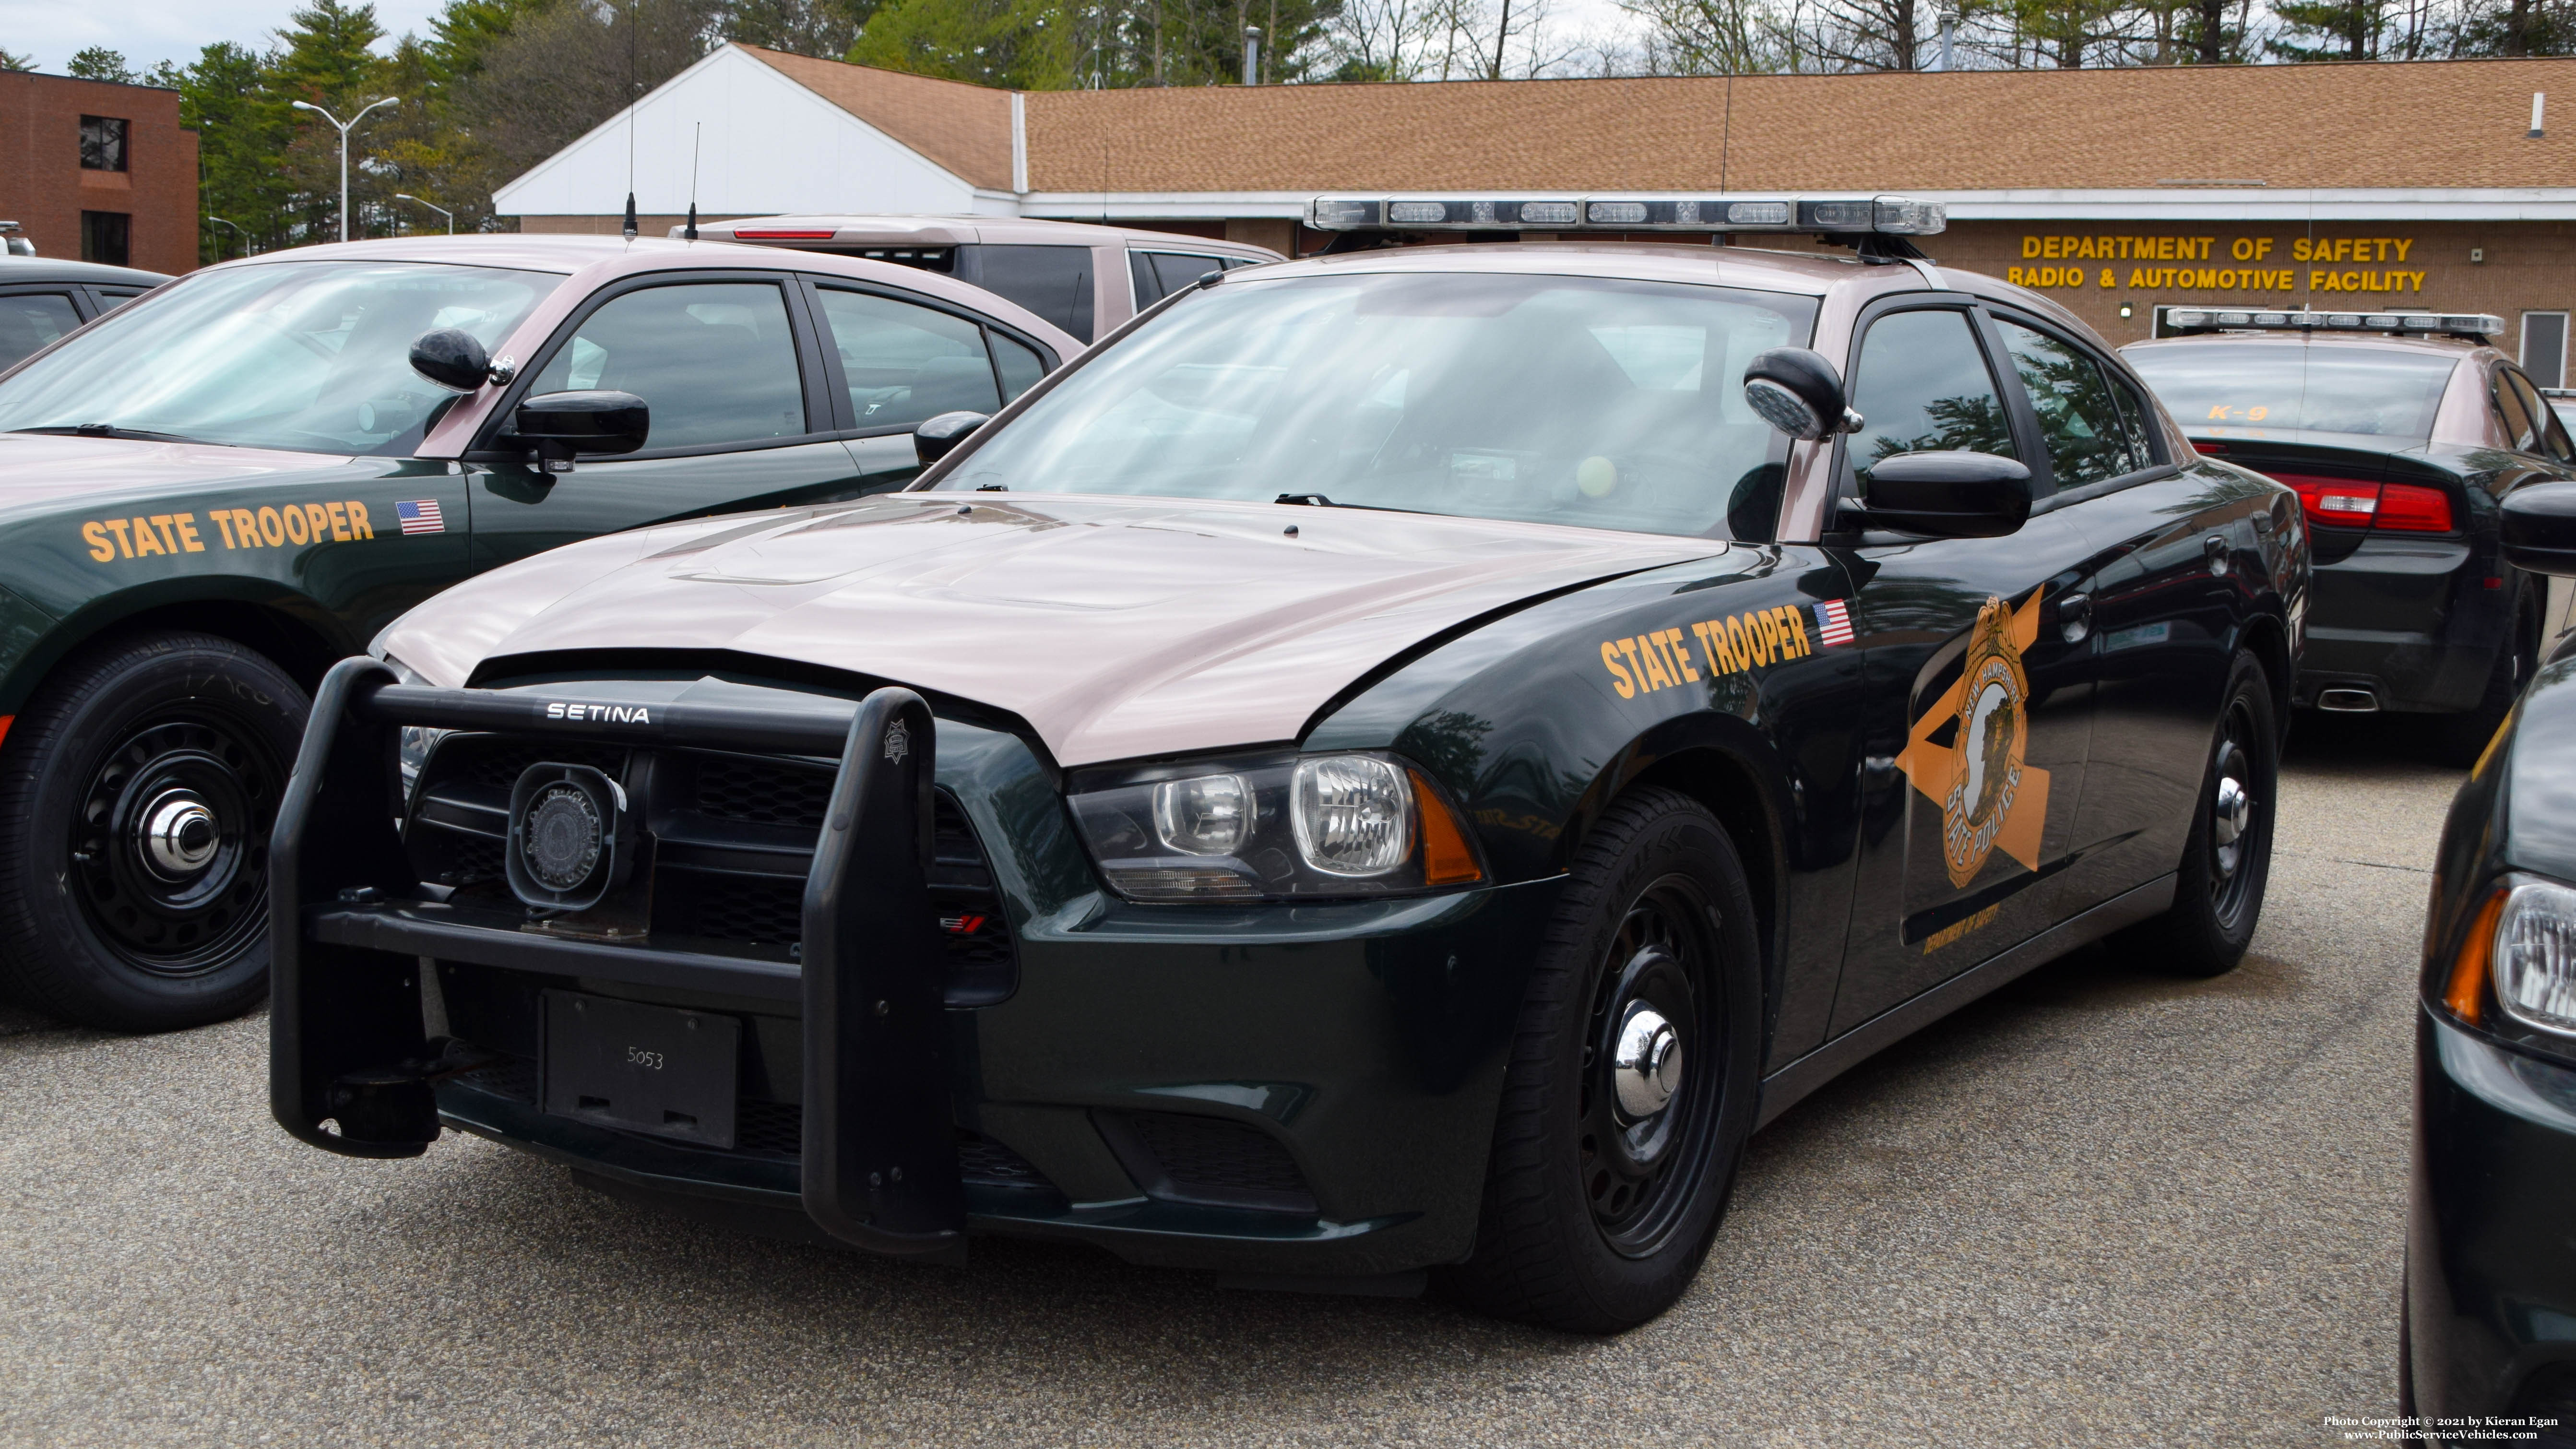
[2114,650,2278,978]
[1440,786,1762,1333]
[0,631,308,1031]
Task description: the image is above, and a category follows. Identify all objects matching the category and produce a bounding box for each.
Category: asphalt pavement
[0,715,2455,1447]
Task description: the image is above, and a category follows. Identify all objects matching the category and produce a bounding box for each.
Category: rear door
[462,270,868,572]
[2001,313,2245,914]
[1830,299,2103,1033]
[803,279,1060,492]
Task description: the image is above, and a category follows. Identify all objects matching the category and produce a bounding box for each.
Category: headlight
[2496,879,2576,1034]
[1068,751,1484,903]
[377,653,448,792]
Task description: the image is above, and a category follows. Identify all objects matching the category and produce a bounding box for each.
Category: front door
[466,274,869,572]
[1830,303,2101,1034]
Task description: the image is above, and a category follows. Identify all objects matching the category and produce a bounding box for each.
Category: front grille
[456,1050,538,1104]
[669,873,807,947]
[736,1098,803,1157]
[1116,1112,1316,1212]
[693,755,831,829]
[404,726,1019,1003]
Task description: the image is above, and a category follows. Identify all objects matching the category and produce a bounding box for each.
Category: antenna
[686,121,701,240]
[623,0,638,241]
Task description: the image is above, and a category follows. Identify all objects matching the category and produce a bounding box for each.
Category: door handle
[2204,534,2232,576]
[2057,592,2091,643]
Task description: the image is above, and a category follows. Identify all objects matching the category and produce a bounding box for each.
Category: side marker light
[1411,771,1484,886]
[2447,889,2509,1027]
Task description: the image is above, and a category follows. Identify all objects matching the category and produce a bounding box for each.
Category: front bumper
[2408,1008,2576,1437]
[270,660,1559,1276]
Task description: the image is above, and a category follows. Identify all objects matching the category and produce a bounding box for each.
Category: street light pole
[393,194,453,235]
[290,96,397,243]
[205,215,248,259]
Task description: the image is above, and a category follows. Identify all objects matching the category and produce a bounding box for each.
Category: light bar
[2156,306,2502,340]
[1307,194,1945,237]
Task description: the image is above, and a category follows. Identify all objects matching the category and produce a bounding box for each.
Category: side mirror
[409,327,491,392]
[1743,347,1861,442]
[1852,451,2033,538]
[511,390,649,473]
[914,410,989,465]
[2503,480,2576,577]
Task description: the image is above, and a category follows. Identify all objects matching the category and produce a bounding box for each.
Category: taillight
[2269,472,2454,534]
[2375,482,2455,532]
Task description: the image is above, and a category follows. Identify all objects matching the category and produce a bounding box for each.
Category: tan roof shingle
[740,45,1014,190]
[1020,59,2576,194]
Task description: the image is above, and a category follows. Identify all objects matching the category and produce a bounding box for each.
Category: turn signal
[1411,771,1484,886]
[2445,889,2509,1026]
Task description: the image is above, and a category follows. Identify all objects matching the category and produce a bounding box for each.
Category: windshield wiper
[13,424,202,443]
[1274,491,1425,515]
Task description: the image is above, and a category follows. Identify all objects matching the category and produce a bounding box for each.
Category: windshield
[2125,341,2460,445]
[934,273,1818,539]
[0,261,553,454]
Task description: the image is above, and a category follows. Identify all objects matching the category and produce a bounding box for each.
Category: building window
[2524,312,2569,391]
[81,212,130,267]
[79,116,129,173]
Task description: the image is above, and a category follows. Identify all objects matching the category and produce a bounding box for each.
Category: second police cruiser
[272,192,2308,1332]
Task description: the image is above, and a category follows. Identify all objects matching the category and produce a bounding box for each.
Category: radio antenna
[685,122,701,240]
[622,0,639,240]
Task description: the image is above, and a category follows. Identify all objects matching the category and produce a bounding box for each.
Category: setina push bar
[267,656,966,1257]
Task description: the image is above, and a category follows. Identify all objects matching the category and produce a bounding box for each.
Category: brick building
[0,70,198,275]
[499,50,2576,378]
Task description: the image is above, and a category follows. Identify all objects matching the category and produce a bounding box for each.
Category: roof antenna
[1713,71,1733,249]
[622,0,639,241]
[685,121,701,240]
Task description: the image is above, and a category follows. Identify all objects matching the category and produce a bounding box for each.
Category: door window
[974,245,1093,341]
[992,332,1046,403]
[2108,372,2161,469]
[2502,368,2575,463]
[1998,321,2139,487]
[529,282,807,451]
[2494,366,2544,454]
[1846,309,2016,489]
[1134,251,1231,306]
[814,288,1000,430]
[0,292,82,369]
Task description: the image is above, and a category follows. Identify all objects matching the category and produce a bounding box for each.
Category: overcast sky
[11,0,1641,83]
[12,0,454,75]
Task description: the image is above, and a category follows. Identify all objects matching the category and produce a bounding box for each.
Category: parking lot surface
[0,718,2450,1447]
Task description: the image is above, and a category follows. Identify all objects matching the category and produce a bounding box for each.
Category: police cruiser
[273,194,2308,1331]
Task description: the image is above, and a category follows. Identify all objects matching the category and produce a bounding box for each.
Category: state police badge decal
[1896,588,2053,889]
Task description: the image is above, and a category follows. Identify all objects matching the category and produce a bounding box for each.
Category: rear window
[2125,341,2458,443]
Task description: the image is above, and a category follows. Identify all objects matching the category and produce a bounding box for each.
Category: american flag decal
[394,499,445,535]
[1813,599,1855,647]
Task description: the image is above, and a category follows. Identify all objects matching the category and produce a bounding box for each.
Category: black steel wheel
[1440,785,1761,1333]
[2114,650,2278,978]
[0,631,307,1031]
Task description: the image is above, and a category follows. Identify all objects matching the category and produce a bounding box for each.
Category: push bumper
[2408,1008,2576,1438]
[271,659,968,1257]
[270,659,1560,1276]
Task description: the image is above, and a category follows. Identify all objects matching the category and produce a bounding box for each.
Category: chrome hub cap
[1611,1003,1684,1118]
[140,791,220,879]
[2211,741,2253,881]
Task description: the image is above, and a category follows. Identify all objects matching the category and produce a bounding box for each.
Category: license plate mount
[542,990,741,1149]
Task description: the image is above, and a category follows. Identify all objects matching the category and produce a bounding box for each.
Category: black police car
[273,196,2308,1331]
[0,254,167,369]
[0,235,1075,1033]
[2125,309,2575,761]
[2410,479,2576,1441]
